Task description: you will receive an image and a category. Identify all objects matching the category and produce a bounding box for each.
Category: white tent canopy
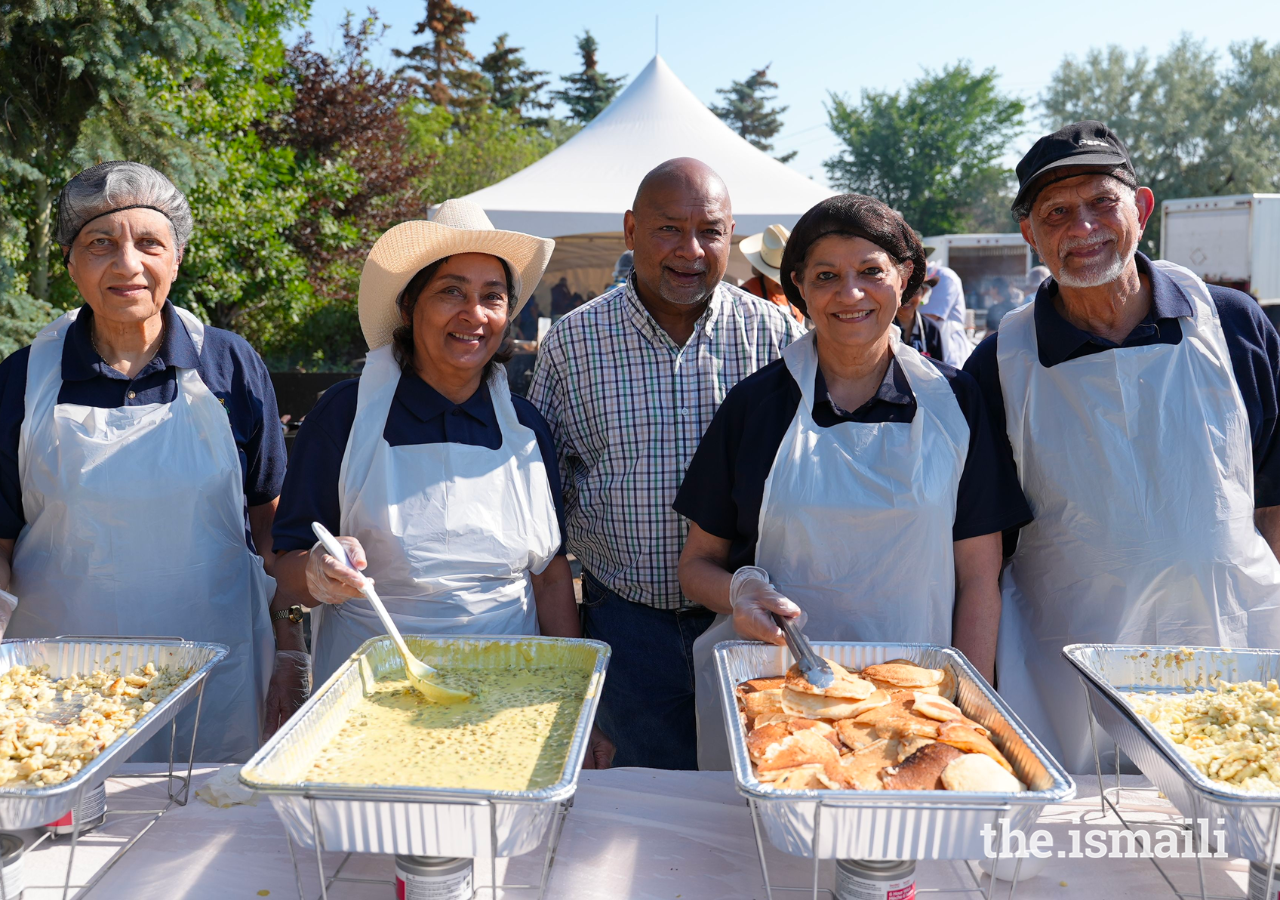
[459,55,836,239]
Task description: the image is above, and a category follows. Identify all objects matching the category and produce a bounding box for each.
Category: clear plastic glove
[582,724,615,769]
[0,589,16,641]
[263,650,311,739]
[730,567,805,645]
[304,537,370,605]
[195,764,260,808]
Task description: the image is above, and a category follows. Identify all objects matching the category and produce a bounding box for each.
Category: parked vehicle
[1161,195,1280,310]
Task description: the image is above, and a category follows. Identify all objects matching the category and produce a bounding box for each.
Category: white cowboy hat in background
[358,199,555,351]
[739,223,791,284]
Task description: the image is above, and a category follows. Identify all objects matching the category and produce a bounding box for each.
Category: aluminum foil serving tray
[1064,643,1280,864]
[240,635,610,858]
[716,641,1075,860]
[0,637,228,829]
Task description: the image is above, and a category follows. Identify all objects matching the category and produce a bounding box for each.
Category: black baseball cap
[1012,121,1135,214]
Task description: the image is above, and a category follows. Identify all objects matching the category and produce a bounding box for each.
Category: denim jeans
[580,571,715,769]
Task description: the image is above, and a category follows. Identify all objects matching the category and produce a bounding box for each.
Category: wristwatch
[271,605,305,624]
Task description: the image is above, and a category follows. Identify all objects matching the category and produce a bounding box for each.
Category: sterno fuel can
[836,858,916,900]
[393,855,473,900]
[41,784,107,836]
[1250,862,1280,900]
[0,832,26,899]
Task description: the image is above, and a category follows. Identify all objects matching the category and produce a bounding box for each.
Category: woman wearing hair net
[0,161,303,762]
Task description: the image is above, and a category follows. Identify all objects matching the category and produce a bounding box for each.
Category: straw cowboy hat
[358,199,555,350]
[739,224,791,284]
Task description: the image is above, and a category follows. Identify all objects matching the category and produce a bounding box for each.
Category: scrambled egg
[0,662,188,787]
[1128,679,1280,792]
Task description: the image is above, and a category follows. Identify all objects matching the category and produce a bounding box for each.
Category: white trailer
[923,233,1034,332]
[1160,194,1280,302]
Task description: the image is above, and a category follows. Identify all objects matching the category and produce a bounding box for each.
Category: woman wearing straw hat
[739,224,806,326]
[273,202,610,760]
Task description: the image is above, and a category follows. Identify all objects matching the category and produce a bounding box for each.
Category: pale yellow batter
[307,667,588,791]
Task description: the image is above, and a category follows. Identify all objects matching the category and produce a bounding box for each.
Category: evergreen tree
[712,65,796,164]
[552,31,626,124]
[0,0,269,303]
[393,0,487,115]
[480,33,552,125]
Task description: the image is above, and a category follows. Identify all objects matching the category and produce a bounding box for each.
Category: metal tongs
[771,610,834,689]
[311,522,471,705]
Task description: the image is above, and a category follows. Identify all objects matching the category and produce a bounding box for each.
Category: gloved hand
[0,589,16,641]
[263,650,311,739]
[304,537,371,605]
[729,566,805,645]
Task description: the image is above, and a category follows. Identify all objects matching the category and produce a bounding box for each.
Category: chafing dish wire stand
[715,641,1077,900]
[240,635,611,900]
[1064,643,1280,900]
[0,636,228,900]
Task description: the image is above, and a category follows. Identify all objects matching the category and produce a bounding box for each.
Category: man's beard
[1055,231,1133,288]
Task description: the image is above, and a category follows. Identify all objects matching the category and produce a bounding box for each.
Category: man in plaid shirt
[528,159,804,768]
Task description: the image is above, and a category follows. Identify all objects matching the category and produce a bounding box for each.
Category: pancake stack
[735,659,1025,792]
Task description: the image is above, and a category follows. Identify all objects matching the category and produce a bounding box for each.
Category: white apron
[995,261,1280,775]
[9,307,275,763]
[311,345,561,684]
[694,330,970,769]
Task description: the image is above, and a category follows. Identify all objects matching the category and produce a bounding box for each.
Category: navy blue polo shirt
[271,372,568,556]
[902,312,945,361]
[964,252,1280,556]
[672,352,1032,574]
[0,301,286,552]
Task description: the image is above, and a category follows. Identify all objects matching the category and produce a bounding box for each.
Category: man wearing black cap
[964,120,1280,775]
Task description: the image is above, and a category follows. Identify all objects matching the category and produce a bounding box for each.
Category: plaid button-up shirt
[528,277,805,609]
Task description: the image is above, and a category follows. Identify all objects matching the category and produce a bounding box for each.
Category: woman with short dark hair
[676,194,1031,769]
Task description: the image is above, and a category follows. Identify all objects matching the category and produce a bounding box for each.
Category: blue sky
[292,0,1280,184]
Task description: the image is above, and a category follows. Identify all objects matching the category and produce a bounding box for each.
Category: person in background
[528,158,804,770]
[918,262,972,366]
[1024,264,1051,298]
[677,194,1029,769]
[550,276,574,317]
[0,161,299,761]
[897,269,945,359]
[515,295,540,339]
[740,224,806,326]
[964,120,1280,774]
[607,250,634,291]
[982,276,1024,334]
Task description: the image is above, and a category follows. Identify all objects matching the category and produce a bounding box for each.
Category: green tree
[393,0,487,116]
[552,31,625,124]
[480,33,552,125]
[0,209,53,357]
[178,15,429,368]
[1043,35,1280,255]
[409,104,560,207]
[711,65,796,163]
[0,0,264,304]
[825,63,1025,237]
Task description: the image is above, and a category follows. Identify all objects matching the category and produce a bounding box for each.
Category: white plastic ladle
[311,522,471,704]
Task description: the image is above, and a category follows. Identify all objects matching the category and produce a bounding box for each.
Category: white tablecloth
[14,767,1258,899]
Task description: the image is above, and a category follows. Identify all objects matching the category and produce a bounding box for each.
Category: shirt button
[127,391,136,400]
[679,407,689,416]
[451,409,463,417]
